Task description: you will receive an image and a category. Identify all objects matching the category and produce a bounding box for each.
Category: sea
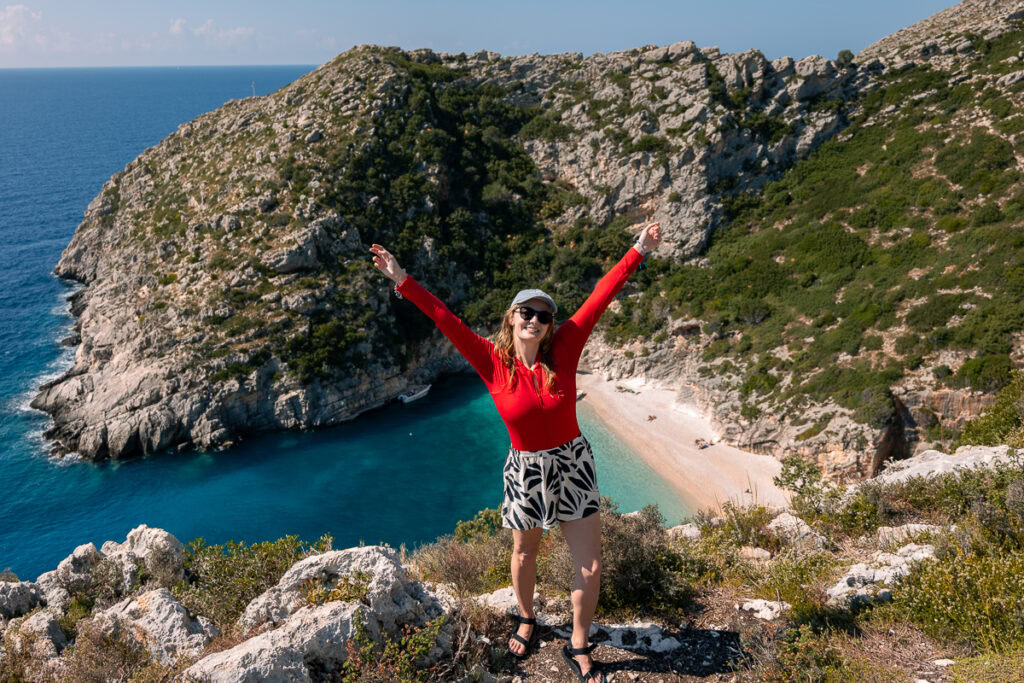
[0,66,689,581]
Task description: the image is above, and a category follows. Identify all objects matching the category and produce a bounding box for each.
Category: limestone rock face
[35,526,187,612]
[740,599,790,621]
[876,523,942,545]
[92,588,218,665]
[0,582,43,621]
[667,523,702,541]
[767,512,827,551]
[4,609,67,660]
[185,601,365,682]
[870,445,1015,486]
[54,543,101,594]
[99,524,186,589]
[191,545,451,681]
[238,545,440,634]
[827,543,936,608]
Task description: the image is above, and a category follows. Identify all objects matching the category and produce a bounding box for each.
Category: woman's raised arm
[370,244,497,381]
[556,222,662,352]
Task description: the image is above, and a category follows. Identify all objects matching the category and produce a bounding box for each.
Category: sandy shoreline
[577,373,789,514]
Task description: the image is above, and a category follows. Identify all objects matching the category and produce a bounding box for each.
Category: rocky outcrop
[739,599,790,621]
[3,609,67,660]
[92,588,218,665]
[870,445,1016,486]
[827,543,937,608]
[237,545,442,635]
[188,545,451,682]
[857,0,1024,67]
[766,512,828,551]
[0,582,43,623]
[33,524,186,613]
[5,530,453,682]
[185,601,367,682]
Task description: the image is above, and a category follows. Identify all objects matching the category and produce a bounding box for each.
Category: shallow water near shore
[0,66,689,580]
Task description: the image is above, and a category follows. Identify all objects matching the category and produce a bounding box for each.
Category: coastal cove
[1,373,690,581]
[0,66,688,581]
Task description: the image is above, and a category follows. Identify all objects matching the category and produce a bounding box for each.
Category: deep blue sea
[0,66,688,581]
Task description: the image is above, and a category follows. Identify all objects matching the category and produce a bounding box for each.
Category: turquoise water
[0,67,689,581]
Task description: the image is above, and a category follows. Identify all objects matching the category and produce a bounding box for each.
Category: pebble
[932,658,955,667]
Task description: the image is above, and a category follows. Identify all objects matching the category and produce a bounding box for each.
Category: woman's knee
[512,530,542,562]
[512,545,539,564]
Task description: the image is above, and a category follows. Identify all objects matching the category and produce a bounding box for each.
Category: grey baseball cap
[510,288,557,315]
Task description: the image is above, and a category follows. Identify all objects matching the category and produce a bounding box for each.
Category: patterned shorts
[501,434,601,530]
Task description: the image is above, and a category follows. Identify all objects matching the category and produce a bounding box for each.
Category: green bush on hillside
[172,533,333,632]
[896,549,1024,652]
[958,370,1024,448]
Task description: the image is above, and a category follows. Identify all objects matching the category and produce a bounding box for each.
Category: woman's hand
[369,244,408,285]
[637,222,662,253]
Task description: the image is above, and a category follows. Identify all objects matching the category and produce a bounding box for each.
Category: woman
[370,222,662,682]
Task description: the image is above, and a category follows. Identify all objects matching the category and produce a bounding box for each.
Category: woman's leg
[560,512,602,677]
[509,527,543,655]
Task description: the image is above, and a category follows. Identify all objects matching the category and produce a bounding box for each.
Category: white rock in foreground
[827,543,936,608]
[667,523,702,541]
[872,446,1015,486]
[740,599,791,621]
[876,523,942,545]
[100,524,186,589]
[0,582,43,621]
[190,545,450,681]
[92,587,218,665]
[239,545,442,635]
[186,601,367,682]
[4,609,67,659]
[767,512,827,550]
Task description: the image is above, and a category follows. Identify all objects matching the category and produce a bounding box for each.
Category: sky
[1,1,960,69]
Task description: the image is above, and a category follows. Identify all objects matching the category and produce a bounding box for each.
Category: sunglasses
[516,306,553,325]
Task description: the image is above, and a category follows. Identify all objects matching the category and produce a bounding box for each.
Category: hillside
[31,0,1024,481]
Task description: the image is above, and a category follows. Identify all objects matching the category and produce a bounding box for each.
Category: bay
[0,66,688,580]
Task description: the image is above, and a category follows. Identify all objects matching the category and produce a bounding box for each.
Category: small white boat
[398,384,431,404]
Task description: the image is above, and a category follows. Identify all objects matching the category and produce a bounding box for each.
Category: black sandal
[562,642,607,682]
[507,614,539,660]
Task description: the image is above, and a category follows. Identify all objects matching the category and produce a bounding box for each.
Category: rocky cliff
[33,0,1024,481]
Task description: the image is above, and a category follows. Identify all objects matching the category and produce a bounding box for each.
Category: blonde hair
[492,305,557,393]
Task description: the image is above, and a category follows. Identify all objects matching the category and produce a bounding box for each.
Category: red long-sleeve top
[396,246,644,451]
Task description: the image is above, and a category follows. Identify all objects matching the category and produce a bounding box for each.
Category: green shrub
[341,609,447,682]
[761,624,848,682]
[541,501,689,616]
[59,618,174,682]
[896,549,1024,652]
[958,370,1024,447]
[949,354,1013,393]
[300,571,370,607]
[413,531,512,597]
[972,202,1004,226]
[519,111,573,141]
[57,595,94,641]
[172,533,333,632]
[454,507,503,542]
[0,568,17,582]
[937,215,967,232]
[747,552,838,618]
[708,501,785,552]
[594,503,687,614]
